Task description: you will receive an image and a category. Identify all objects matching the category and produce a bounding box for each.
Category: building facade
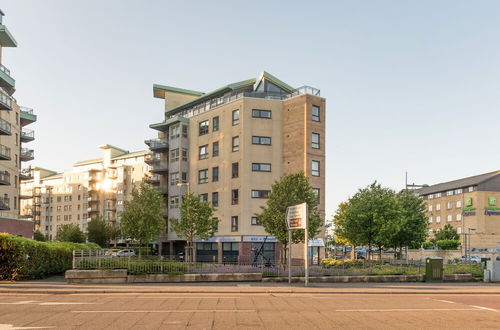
[148,72,326,263]
[20,145,150,240]
[417,171,500,252]
[0,10,37,238]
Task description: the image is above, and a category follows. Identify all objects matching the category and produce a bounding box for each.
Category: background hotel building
[148,71,326,263]
[0,10,37,237]
[417,171,500,252]
[20,145,150,240]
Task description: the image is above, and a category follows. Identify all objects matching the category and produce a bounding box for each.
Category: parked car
[112,249,136,258]
[460,255,481,263]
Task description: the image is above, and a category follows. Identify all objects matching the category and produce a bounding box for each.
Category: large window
[232,136,239,152]
[252,109,272,119]
[182,148,188,161]
[169,196,179,209]
[213,116,219,131]
[212,192,219,207]
[182,125,188,137]
[312,160,320,176]
[199,120,209,135]
[170,172,179,186]
[170,125,180,139]
[231,216,238,232]
[312,105,320,122]
[252,163,271,172]
[251,216,261,225]
[199,145,209,160]
[232,162,239,178]
[232,109,240,125]
[312,133,320,149]
[170,149,179,162]
[232,189,239,205]
[212,167,219,182]
[199,193,208,202]
[198,169,208,184]
[252,136,271,145]
[213,141,219,157]
[313,188,320,204]
[251,190,270,199]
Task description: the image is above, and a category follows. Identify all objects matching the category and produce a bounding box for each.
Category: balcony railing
[145,139,169,151]
[0,64,11,77]
[20,129,34,142]
[0,144,11,160]
[144,175,161,185]
[0,170,10,185]
[20,148,34,161]
[0,197,9,210]
[0,117,11,135]
[20,167,33,180]
[151,160,169,173]
[20,107,37,126]
[0,89,13,110]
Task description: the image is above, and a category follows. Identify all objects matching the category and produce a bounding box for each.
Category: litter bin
[425,257,443,282]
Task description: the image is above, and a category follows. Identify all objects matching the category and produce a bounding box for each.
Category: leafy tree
[437,239,461,250]
[87,216,109,247]
[333,202,356,259]
[256,172,322,264]
[107,222,122,247]
[121,182,164,257]
[170,192,217,262]
[56,224,86,243]
[33,230,47,242]
[434,224,459,241]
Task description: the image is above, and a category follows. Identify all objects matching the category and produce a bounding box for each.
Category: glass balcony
[145,138,169,152]
[0,88,12,110]
[0,170,10,185]
[19,167,33,180]
[20,107,37,126]
[144,174,161,185]
[151,160,169,174]
[0,117,11,135]
[20,148,34,161]
[0,63,15,90]
[145,153,161,165]
[20,128,34,142]
[0,143,11,160]
[0,197,9,210]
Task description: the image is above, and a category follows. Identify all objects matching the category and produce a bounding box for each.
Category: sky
[3,0,500,219]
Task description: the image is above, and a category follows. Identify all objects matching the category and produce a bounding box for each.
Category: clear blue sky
[4,0,500,219]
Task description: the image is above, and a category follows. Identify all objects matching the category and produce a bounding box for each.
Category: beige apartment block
[20,145,151,240]
[417,171,500,253]
[148,72,326,264]
[0,10,37,238]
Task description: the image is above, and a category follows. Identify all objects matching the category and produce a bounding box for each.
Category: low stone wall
[66,269,128,284]
[443,274,473,282]
[264,275,425,283]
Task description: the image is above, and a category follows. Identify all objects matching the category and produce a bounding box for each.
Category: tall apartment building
[148,71,326,263]
[417,171,500,251]
[0,10,37,237]
[20,145,150,240]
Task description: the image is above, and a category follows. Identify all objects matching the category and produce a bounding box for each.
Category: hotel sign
[465,198,473,207]
[489,196,497,206]
[286,202,307,229]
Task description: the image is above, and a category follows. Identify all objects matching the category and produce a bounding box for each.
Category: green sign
[489,196,497,206]
[465,198,473,207]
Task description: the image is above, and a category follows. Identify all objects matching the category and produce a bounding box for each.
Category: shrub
[422,241,434,249]
[436,239,461,250]
[0,233,99,280]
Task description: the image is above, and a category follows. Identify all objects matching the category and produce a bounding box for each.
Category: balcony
[0,143,11,160]
[151,160,169,174]
[20,148,34,161]
[0,63,15,91]
[144,174,161,185]
[0,170,9,185]
[20,129,34,142]
[0,89,12,110]
[0,197,9,210]
[145,153,161,165]
[19,167,33,180]
[145,139,169,152]
[87,205,100,213]
[20,107,37,126]
[156,184,168,195]
[0,117,11,135]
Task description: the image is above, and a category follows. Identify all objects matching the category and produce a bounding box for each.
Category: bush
[436,239,461,250]
[422,241,434,249]
[0,233,99,280]
[321,258,362,269]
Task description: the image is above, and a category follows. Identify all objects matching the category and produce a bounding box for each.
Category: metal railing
[21,129,34,139]
[20,148,34,159]
[0,63,11,77]
[0,144,11,159]
[0,170,10,184]
[0,117,11,134]
[20,106,34,114]
[146,139,168,150]
[0,89,12,109]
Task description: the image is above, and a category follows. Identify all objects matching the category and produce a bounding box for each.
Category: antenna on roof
[405,171,427,190]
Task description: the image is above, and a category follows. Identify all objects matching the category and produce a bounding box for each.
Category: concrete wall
[0,216,34,238]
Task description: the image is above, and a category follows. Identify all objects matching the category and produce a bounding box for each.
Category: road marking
[470,305,499,312]
[71,310,256,313]
[335,308,484,312]
[0,301,99,306]
[138,296,242,299]
[0,301,39,305]
[431,299,456,304]
[0,325,54,329]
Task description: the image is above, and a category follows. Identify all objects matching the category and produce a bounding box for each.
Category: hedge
[0,233,99,280]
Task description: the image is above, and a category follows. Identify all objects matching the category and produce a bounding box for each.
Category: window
[312,160,320,176]
[232,109,240,125]
[182,125,188,137]
[181,172,188,183]
[182,148,188,161]
[251,216,261,225]
[312,105,320,121]
[170,172,180,186]
[199,193,208,202]
[231,189,239,205]
[468,186,474,192]
[213,116,219,131]
[447,214,452,222]
[212,192,219,207]
[252,109,271,119]
[428,205,433,212]
[169,196,179,209]
[312,133,320,149]
[170,125,180,139]
[212,167,219,182]
[435,193,442,198]
[170,149,179,162]
[252,163,271,172]
[57,196,62,202]
[212,142,219,157]
[446,190,454,196]
[457,227,462,234]
[429,216,433,223]
[456,200,462,208]
[251,190,270,198]
[447,202,452,210]
[252,136,271,145]
[436,216,441,223]
[199,120,209,135]
[428,194,434,200]
[232,162,239,178]
[313,188,320,204]
[436,203,441,211]
[455,189,462,194]
[199,145,209,160]
[456,214,462,221]
[231,216,238,232]
[198,169,208,184]
[232,136,239,152]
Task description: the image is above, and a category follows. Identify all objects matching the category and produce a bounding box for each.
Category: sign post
[286,202,308,286]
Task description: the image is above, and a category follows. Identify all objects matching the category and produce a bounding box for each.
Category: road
[1,290,500,329]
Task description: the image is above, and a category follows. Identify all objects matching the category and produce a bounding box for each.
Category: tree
[87,216,110,247]
[434,224,459,241]
[255,172,322,264]
[107,222,122,247]
[121,182,164,257]
[56,224,86,243]
[33,230,47,242]
[170,193,217,262]
[333,202,356,259]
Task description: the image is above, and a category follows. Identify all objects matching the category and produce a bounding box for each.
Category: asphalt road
[1,291,500,329]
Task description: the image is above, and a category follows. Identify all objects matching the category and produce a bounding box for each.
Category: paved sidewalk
[1,276,499,295]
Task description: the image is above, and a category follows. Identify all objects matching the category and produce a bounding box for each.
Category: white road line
[0,301,99,306]
[137,296,242,299]
[71,310,256,313]
[335,308,483,312]
[0,325,54,330]
[470,305,499,312]
[431,299,456,304]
